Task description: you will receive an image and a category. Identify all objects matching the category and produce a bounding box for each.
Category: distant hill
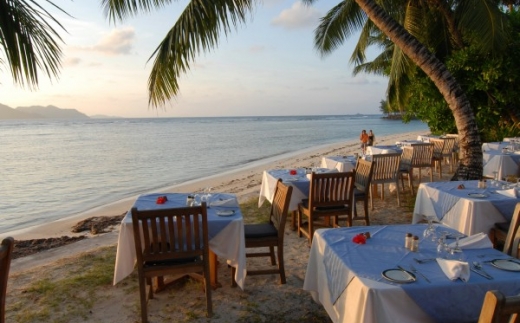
[0,103,90,120]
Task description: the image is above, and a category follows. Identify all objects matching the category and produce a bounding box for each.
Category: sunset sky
[0,0,388,118]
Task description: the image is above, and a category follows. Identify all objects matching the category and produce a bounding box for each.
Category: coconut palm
[102,0,485,179]
[0,0,67,88]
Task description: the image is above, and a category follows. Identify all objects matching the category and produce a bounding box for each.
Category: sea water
[0,115,427,232]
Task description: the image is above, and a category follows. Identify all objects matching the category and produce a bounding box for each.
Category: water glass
[423,216,437,242]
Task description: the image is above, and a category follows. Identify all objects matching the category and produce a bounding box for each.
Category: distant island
[0,103,119,120]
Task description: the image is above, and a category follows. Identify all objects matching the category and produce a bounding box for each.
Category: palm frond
[144,0,255,107]
[314,0,367,56]
[0,0,67,88]
[101,0,174,22]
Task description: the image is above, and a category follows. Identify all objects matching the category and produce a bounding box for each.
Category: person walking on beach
[368,130,375,146]
[360,129,369,154]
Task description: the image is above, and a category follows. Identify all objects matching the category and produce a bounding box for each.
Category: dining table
[395,140,424,146]
[112,192,247,290]
[483,150,520,180]
[303,224,520,323]
[320,156,357,173]
[412,180,520,236]
[482,141,512,152]
[366,145,402,155]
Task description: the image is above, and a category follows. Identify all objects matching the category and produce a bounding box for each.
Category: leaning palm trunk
[355,0,482,180]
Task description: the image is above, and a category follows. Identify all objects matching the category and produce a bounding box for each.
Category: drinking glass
[193,194,201,206]
[423,216,437,241]
[451,234,463,253]
[437,232,450,259]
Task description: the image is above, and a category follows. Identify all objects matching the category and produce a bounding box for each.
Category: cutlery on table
[409,264,431,283]
[472,262,493,280]
[413,257,436,264]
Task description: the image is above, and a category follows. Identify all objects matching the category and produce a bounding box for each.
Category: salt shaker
[411,235,419,252]
[186,195,194,207]
[405,233,413,249]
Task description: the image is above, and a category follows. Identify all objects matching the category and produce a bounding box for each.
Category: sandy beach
[5,129,448,323]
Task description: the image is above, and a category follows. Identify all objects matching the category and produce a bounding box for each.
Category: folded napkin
[496,188,518,198]
[306,168,338,179]
[436,258,470,282]
[210,198,238,208]
[448,232,493,249]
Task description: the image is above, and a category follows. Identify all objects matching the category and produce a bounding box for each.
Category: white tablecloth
[504,137,520,142]
[113,193,247,289]
[366,145,402,155]
[412,181,520,235]
[482,141,511,152]
[258,168,313,211]
[395,140,423,146]
[320,156,357,172]
[304,225,520,323]
[483,151,520,180]
[417,135,440,142]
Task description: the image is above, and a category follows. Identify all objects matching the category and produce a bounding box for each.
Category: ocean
[0,115,428,233]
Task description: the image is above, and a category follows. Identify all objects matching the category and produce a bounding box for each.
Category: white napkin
[449,232,493,249]
[496,188,518,198]
[306,168,338,179]
[209,198,238,208]
[436,258,470,282]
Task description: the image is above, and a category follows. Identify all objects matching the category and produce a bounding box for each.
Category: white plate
[490,259,520,271]
[283,177,299,182]
[468,193,488,198]
[216,210,235,217]
[382,269,416,283]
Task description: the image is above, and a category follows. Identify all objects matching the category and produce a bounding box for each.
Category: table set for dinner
[366,145,402,155]
[304,224,520,323]
[113,192,247,289]
[481,141,520,180]
[320,155,357,172]
[413,180,520,236]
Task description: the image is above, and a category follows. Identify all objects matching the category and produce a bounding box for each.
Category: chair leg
[363,199,369,226]
[203,263,213,317]
[269,246,276,265]
[139,276,148,323]
[277,245,286,284]
[307,215,314,244]
[297,210,302,238]
[370,184,374,210]
[396,181,400,206]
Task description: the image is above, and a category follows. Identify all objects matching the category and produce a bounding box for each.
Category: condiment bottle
[186,195,194,207]
[411,235,419,252]
[405,233,412,249]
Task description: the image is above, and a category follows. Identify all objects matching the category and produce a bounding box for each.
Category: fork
[409,264,431,283]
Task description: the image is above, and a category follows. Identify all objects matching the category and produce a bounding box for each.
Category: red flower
[156,196,167,204]
[352,233,367,244]
[289,169,297,175]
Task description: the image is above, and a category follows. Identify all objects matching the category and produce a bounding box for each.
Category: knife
[470,268,493,280]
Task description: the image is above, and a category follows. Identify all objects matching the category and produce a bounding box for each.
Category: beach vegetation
[0,0,68,89]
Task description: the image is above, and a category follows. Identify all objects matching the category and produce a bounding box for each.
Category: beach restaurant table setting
[412,180,520,236]
[303,224,520,323]
[366,145,402,155]
[113,192,247,289]
[320,155,357,173]
[482,149,520,180]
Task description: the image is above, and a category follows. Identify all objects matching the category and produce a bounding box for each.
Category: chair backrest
[131,204,209,265]
[0,237,14,323]
[308,171,355,210]
[478,290,520,323]
[270,179,293,234]
[446,134,460,151]
[441,137,456,156]
[504,202,520,256]
[430,138,446,159]
[354,159,374,193]
[411,143,434,168]
[371,153,402,184]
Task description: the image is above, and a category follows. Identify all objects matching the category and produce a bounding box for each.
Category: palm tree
[102,0,484,179]
[0,0,67,88]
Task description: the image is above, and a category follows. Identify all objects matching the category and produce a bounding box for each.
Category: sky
[0,0,389,118]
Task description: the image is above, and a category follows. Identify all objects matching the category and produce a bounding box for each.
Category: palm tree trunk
[355,0,482,180]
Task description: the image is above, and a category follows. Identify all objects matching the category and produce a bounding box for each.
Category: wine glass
[451,233,463,253]
[436,232,450,259]
[423,215,437,241]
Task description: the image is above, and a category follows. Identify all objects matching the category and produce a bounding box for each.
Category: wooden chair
[446,134,460,171]
[0,237,14,323]
[351,159,374,226]
[297,171,355,244]
[430,138,446,178]
[232,179,292,286]
[370,153,402,209]
[399,143,434,195]
[478,290,520,323]
[440,137,457,172]
[489,202,520,256]
[131,204,212,322]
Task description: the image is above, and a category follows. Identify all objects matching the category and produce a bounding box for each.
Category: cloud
[91,28,136,55]
[64,57,81,66]
[271,2,321,30]
[249,45,266,53]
